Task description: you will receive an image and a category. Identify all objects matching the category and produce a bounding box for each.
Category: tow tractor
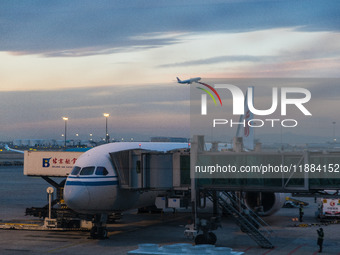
[284,197,309,208]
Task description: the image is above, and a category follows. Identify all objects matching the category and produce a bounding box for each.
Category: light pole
[103,113,110,143]
[62,117,68,147]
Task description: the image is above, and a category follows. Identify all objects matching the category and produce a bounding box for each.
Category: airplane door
[110,149,173,190]
[131,153,143,189]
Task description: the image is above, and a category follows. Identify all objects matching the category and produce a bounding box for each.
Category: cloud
[0,0,339,56]
[158,55,277,67]
[159,29,340,69]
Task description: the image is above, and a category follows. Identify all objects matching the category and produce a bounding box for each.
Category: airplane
[176,77,201,84]
[63,142,190,239]
[4,144,24,154]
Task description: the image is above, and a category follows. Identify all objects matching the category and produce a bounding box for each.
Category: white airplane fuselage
[63,142,188,214]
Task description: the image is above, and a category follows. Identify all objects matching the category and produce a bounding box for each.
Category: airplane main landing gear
[195,231,217,245]
[90,214,108,240]
[194,217,220,245]
[90,226,108,239]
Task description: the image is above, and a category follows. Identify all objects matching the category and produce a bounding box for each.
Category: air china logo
[43,158,51,167]
[197,83,312,128]
[42,157,77,168]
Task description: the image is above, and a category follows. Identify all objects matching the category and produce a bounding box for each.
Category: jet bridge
[108,147,340,193]
[193,150,340,192]
[188,135,340,247]
[21,144,340,246]
[110,149,190,190]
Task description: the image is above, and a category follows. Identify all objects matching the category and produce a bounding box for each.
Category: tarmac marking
[262,247,275,254]
[107,220,162,238]
[46,239,96,253]
[243,247,253,252]
[3,223,40,227]
[107,215,186,238]
[111,219,161,228]
[287,244,305,255]
[108,230,123,236]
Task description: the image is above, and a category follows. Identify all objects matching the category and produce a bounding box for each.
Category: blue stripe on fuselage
[67,176,118,179]
[65,180,118,186]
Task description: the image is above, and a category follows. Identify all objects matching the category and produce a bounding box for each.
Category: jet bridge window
[79,166,95,176]
[71,166,81,175]
[95,167,109,176]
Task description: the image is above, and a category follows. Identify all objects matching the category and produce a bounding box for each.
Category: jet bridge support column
[191,135,205,227]
[212,190,219,216]
[190,136,197,226]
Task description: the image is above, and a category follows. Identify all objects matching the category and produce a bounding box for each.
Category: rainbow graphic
[196,82,222,106]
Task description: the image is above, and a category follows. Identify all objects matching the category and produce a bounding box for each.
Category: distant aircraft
[4,144,24,154]
[176,77,201,84]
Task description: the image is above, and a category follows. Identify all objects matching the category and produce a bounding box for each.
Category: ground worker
[299,204,304,222]
[317,228,324,253]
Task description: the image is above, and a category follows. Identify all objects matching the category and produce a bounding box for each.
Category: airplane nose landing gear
[90,214,108,240]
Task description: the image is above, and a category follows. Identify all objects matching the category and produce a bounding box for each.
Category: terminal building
[13,139,91,147]
[150,137,189,143]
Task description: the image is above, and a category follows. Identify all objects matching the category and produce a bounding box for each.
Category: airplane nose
[64,178,91,211]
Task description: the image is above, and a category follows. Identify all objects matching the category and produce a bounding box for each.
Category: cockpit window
[95,167,109,176]
[71,166,81,175]
[79,166,95,175]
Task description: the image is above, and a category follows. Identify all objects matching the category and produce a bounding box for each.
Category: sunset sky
[1,0,339,142]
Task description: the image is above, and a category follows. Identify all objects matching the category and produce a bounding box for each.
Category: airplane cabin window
[71,166,81,175]
[79,166,95,175]
[95,167,109,176]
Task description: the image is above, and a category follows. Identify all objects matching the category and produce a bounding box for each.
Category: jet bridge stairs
[205,190,274,248]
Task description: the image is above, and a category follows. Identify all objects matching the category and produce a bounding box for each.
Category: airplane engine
[244,192,285,216]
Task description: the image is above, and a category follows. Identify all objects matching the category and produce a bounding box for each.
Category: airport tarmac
[1,201,340,255]
[1,165,340,254]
